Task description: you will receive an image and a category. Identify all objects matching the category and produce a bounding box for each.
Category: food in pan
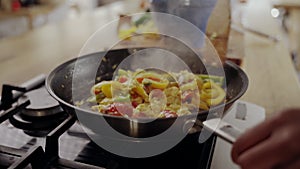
[89,69,226,118]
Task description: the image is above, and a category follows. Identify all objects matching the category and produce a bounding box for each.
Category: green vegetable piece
[198,74,224,86]
[118,69,128,76]
[134,13,151,27]
[113,95,131,103]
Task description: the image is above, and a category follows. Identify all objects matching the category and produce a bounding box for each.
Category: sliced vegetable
[149,89,167,114]
[132,80,148,101]
[205,82,226,106]
[158,110,177,118]
[118,76,128,83]
[90,69,226,118]
[101,82,113,98]
[96,92,106,103]
[196,76,203,89]
[182,91,194,103]
[198,74,225,86]
[180,82,198,91]
[136,71,163,80]
[113,95,130,102]
[118,26,137,39]
[201,89,219,99]
[142,78,169,89]
[199,101,209,110]
[114,102,133,117]
[134,13,151,27]
[117,69,129,76]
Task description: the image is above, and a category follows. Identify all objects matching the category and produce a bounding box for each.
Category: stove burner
[18,87,63,117]
[9,112,69,137]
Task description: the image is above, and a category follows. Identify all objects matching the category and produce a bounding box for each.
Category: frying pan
[46,47,248,139]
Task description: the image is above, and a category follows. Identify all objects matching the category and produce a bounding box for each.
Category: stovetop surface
[0,120,89,161]
[0,118,214,169]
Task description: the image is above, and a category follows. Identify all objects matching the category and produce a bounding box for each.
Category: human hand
[231,109,300,169]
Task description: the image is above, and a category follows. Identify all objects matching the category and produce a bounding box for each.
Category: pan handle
[11,74,46,102]
[0,74,45,110]
[183,119,196,134]
[183,118,204,134]
[202,118,243,144]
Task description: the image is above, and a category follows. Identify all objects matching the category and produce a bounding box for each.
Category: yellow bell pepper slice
[101,82,112,98]
[92,81,126,98]
[201,89,219,99]
[205,82,226,106]
[118,26,137,40]
[135,71,169,89]
[199,101,209,110]
[91,81,111,97]
[142,78,169,89]
[132,80,149,101]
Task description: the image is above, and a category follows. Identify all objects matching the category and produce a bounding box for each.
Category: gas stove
[0,75,219,169]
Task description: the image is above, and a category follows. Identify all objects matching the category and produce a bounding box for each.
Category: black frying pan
[46,47,248,139]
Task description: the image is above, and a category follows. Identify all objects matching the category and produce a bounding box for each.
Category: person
[231,108,300,169]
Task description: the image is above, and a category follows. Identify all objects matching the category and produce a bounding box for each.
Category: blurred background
[0,0,122,39]
[0,0,236,86]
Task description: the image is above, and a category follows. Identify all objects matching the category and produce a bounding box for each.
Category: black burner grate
[74,133,216,169]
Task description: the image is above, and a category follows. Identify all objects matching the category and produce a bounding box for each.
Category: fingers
[236,134,296,169]
[285,160,300,169]
[231,117,275,163]
[231,109,300,169]
[276,158,300,169]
